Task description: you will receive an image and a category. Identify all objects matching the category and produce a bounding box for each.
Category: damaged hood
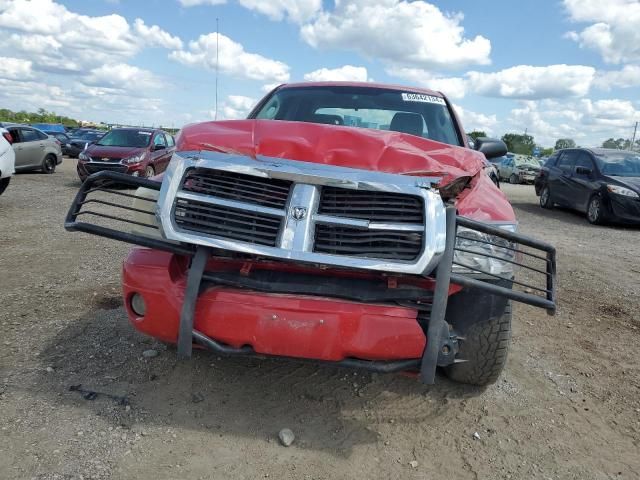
[176,120,486,185]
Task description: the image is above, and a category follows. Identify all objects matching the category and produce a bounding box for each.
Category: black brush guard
[65,172,557,384]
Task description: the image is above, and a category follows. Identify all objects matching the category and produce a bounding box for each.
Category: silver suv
[3,124,63,174]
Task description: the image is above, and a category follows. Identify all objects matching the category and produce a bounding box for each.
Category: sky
[0,0,639,147]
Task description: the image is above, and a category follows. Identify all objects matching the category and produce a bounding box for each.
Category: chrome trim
[158,151,446,275]
[176,190,287,218]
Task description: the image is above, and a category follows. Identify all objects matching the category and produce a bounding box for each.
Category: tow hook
[436,323,461,366]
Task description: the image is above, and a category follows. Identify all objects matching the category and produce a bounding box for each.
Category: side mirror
[474,137,508,160]
[576,166,592,176]
[153,144,166,151]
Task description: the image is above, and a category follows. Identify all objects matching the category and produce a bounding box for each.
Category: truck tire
[539,186,553,209]
[444,301,511,386]
[0,177,9,196]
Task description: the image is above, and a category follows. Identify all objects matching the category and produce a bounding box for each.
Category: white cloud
[303,65,369,82]
[300,0,491,70]
[178,0,226,5]
[85,63,164,91]
[238,0,321,23]
[594,65,640,90]
[133,19,183,50]
[170,32,290,82]
[0,56,34,80]
[385,67,467,99]
[506,98,640,147]
[261,82,281,92]
[564,0,640,64]
[0,0,182,75]
[452,104,497,134]
[467,64,595,99]
[219,95,256,119]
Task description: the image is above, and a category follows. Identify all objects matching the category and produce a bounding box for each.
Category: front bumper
[77,160,145,179]
[124,248,427,362]
[608,193,640,224]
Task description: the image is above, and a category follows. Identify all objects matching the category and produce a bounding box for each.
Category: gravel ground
[1,160,639,480]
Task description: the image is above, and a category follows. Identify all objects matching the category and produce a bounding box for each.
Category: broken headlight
[452,223,518,277]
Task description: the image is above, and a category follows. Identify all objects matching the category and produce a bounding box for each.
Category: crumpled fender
[176,119,486,186]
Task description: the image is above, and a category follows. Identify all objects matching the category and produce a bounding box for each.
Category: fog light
[132,171,140,177]
[130,293,146,316]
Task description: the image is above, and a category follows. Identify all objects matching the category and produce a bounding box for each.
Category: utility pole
[631,121,638,150]
[215,17,219,121]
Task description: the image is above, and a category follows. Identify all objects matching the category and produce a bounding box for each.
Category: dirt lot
[1,160,639,480]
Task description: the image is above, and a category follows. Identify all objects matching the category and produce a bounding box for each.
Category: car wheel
[445,301,512,386]
[0,177,10,196]
[540,186,553,209]
[509,173,518,184]
[144,165,155,178]
[41,155,56,174]
[587,195,605,225]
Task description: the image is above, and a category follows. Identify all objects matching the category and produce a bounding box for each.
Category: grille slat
[182,168,292,209]
[174,199,281,246]
[319,187,424,223]
[314,225,423,261]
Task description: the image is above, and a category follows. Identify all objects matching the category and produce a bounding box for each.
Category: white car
[0,127,16,196]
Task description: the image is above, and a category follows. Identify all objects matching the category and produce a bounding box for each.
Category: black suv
[535,148,640,224]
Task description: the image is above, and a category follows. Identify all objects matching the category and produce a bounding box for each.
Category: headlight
[453,223,518,277]
[78,152,88,161]
[122,153,145,164]
[607,184,639,198]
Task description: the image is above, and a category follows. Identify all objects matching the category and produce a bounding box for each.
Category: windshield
[75,131,102,141]
[96,130,152,148]
[251,86,462,146]
[595,152,640,177]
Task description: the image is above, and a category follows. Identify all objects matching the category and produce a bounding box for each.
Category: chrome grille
[319,187,424,223]
[182,168,291,209]
[314,225,423,260]
[160,151,446,275]
[174,198,281,247]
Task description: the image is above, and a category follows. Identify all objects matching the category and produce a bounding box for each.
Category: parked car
[0,126,15,195]
[42,131,74,156]
[66,82,557,387]
[31,123,66,133]
[497,154,541,184]
[77,128,175,181]
[67,130,104,158]
[3,125,62,173]
[536,148,640,224]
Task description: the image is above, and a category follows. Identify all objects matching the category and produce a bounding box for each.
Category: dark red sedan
[77,128,175,181]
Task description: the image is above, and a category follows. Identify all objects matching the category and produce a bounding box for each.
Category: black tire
[0,177,10,196]
[41,155,56,174]
[509,173,518,184]
[587,195,605,225]
[444,302,511,386]
[539,185,553,209]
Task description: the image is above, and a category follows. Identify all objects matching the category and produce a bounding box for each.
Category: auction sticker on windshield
[401,93,446,105]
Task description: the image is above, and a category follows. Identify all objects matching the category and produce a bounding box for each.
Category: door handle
[39,143,45,147]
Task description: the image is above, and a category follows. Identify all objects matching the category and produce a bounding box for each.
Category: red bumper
[122,248,427,362]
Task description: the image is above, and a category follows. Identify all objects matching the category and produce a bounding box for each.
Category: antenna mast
[215,17,219,120]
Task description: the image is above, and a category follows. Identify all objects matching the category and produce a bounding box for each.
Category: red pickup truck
[66,82,556,386]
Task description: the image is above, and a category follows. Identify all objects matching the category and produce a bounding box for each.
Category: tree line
[0,108,80,127]
[468,130,640,156]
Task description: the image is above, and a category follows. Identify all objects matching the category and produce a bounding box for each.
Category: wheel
[144,165,155,178]
[41,155,56,174]
[445,301,512,386]
[539,185,553,209]
[509,173,518,184]
[0,177,10,196]
[587,195,605,225]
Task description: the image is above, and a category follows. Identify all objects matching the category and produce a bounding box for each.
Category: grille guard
[65,171,557,384]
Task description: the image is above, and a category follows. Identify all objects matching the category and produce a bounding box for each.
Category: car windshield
[96,130,152,148]
[251,86,462,146]
[595,152,640,177]
[76,131,102,141]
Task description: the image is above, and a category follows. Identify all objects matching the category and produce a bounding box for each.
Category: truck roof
[277,81,444,98]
